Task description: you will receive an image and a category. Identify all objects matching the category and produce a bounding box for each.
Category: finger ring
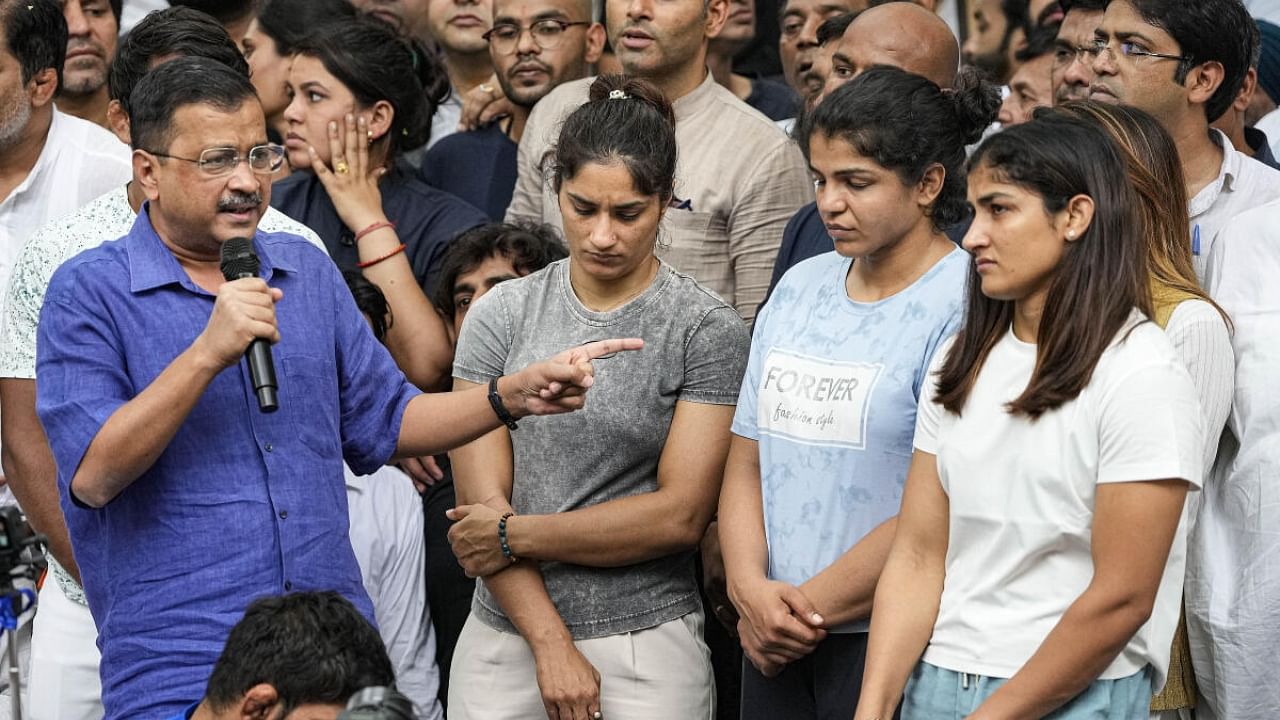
[479,83,495,96]
[334,160,349,174]
[593,713,602,719]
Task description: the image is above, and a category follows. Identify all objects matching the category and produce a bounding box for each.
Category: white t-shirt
[914,317,1203,686]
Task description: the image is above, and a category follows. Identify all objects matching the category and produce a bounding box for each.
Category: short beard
[0,95,32,151]
[59,67,109,96]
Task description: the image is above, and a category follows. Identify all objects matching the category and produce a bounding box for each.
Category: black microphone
[220,237,279,413]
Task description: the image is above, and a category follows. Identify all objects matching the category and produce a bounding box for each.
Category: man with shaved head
[765,0,960,301]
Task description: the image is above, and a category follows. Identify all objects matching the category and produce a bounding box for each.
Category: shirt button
[264,442,273,453]
[278,510,288,519]
[284,580,293,591]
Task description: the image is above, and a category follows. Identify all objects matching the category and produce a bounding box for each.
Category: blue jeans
[903,661,1153,719]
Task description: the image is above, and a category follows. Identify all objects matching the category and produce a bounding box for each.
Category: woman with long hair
[855,113,1204,719]
[717,65,998,719]
[443,74,750,720]
[1052,100,1234,718]
[270,16,487,390]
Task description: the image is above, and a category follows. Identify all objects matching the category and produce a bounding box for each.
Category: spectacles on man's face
[1089,37,1192,65]
[482,19,590,54]
[145,144,287,177]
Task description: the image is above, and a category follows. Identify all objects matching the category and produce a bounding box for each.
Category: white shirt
[0,110,131,305]
[1163,300,1234,477]
[344,465,443,720]
[119,0,169,33]
[1189,202,1280,720]
[914,319,1203,686]
[1188,130,1280,283]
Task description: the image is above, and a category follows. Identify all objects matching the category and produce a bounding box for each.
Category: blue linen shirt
[36,206,419,720]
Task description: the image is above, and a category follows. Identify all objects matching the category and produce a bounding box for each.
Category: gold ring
[334,160,350,175]
[479,83,495,96]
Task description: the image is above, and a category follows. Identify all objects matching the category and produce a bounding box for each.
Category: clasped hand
[732,579,827,678]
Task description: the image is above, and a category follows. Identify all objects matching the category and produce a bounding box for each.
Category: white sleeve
[912,337,952,455]
[1095,343,1204,488]
[1163,301,1234,474]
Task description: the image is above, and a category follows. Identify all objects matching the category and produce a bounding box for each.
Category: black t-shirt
[420,122,519,221]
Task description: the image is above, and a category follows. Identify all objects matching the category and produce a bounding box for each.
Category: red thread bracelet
[356,243,406,269]
[354,220,396,242]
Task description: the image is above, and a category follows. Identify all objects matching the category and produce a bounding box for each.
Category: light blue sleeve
[731,297,775,440]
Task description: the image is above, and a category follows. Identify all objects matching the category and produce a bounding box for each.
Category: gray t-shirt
[453,259,750,639]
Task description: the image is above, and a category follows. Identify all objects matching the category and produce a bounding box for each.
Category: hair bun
[588,74,675,129]
[948,66,1002,145]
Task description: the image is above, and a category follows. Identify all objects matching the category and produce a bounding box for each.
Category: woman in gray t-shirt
[443,75,750,720]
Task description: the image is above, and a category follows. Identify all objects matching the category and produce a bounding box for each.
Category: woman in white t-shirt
[854,113,1204,719]
[1054,101,1234,718]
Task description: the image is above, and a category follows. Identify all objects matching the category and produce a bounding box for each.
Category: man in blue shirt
[36,58,636,720]
[420,0,604,219]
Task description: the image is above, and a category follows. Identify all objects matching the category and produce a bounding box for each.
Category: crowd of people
[0,0,1277,719]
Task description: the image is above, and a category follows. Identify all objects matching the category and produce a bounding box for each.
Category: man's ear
[1186,60,1226,109]
[239,683,280,720]
[703,0,730,41]
[133,150,162,202]
[107,100,132,145]
[28,67,58,109]
[584,23,607,65]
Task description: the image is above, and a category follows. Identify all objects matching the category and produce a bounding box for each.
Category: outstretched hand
[505,338,645,417]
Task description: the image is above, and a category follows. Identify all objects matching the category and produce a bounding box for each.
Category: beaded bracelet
[498,512,517,563]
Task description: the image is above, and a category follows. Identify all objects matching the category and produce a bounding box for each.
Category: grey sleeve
[452,288,513,384]
[679,306,751,404]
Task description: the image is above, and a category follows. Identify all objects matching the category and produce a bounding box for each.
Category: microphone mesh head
[220,237,260,280]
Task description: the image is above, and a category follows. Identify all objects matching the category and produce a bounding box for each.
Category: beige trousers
[448,610,715,720]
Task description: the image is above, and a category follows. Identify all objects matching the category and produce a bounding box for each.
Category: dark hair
[204,592,394,715]
[802,65,1000,232]
[345,271,392,342]
[1125,0,1258,122]
[936,113,1150,418]
[292,16,449,159]
[433,222,569,317]
[816,12,857,46]
[108,0,122,22]
[999,0,1033,48]
[1016,21,1061,62]
[1051,101,1229,326]
[168,0,257,25]
[108,6,249,114]
[129,56,258,152]
[257,0,358,57]
[1059,0,1106,11]
[551,75,677,203]
[1,0,66,86]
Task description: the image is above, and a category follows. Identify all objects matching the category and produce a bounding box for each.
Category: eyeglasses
[482,19,590,54]
[1089,38,1192,65]
[144,144,286,177]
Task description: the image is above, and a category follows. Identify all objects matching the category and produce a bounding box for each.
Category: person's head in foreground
[186,591,395,720]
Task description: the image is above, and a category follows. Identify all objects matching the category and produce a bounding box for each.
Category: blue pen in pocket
[1193,224,1201,256]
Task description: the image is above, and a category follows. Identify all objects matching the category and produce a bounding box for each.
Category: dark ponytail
[802,65,1000,231]
[293,16,449,158]
[550,75,677,203]
[257,0,358,56]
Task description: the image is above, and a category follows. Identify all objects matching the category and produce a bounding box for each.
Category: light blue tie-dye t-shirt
[732,248,968,632]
